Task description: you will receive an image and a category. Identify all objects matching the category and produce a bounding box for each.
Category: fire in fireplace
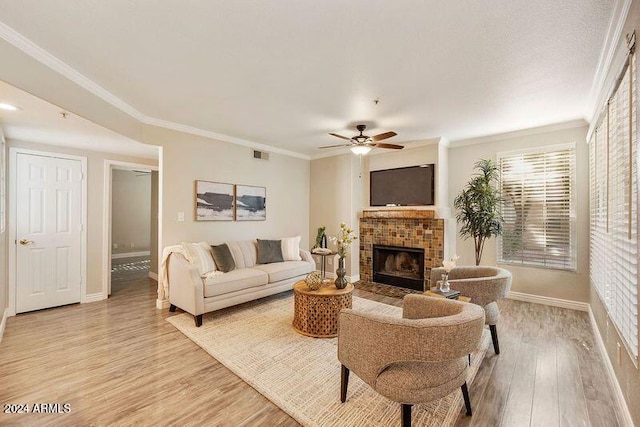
[372,245,425,291]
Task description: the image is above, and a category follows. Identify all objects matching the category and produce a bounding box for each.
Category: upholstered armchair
[338,295,485,426]
[431,266,512,354]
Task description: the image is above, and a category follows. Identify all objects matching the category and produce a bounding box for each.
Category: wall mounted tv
[370,164,435,206]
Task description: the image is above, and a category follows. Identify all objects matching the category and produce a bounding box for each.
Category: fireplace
[360,209,444,290]
[373,245,425,291]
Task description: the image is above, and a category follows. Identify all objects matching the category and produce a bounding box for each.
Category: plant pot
[334,257,348,289]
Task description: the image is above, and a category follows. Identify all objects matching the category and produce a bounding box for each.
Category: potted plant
[453,159,503,266]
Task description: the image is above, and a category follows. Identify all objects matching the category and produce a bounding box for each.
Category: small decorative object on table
[312,226,327,250]
[438,254,460,293]
[305,271,322,291]
[330,222,357,290]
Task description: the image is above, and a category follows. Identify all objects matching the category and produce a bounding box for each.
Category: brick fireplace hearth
[359,210,444,290]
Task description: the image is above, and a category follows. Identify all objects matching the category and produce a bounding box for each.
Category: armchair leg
[401,404,412,427]
[461,382,472,416]
[194,314,203,327]
[340,365,350,403]
[489,324,500,354]
[169,304,177,312]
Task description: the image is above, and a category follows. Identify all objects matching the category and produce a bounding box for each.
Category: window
[589,54,638,360]
[497,144,576,270]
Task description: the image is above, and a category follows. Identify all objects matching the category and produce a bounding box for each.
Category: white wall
[309,154,361,277]
[111,169,151,255]
[448,123,590,303]
[142,126,310,251]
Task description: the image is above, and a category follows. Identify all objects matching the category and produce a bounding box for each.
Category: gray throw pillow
[257,239,284,264]
[211,243,236,273]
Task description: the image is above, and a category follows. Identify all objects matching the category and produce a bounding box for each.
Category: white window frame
[497,143,577,271]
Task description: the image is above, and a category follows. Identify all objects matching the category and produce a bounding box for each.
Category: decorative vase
[439,273,450,293]
[334,257,348,289]
[321,233,327,249]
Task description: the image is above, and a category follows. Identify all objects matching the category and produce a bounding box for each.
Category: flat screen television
[370,164,435,206]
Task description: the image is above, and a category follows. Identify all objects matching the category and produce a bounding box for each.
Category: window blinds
[589,53,638,359]
[497,145,576,270]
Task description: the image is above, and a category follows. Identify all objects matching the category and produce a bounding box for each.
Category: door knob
[19,239,33,245]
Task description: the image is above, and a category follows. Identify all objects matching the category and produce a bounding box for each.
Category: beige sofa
[167,240,314,326]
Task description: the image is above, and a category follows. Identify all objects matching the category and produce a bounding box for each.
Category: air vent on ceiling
[253,150,269,160]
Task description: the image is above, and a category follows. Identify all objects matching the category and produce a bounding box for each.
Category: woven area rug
[167,292,490,427]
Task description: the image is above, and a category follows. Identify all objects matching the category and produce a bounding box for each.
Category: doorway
[103,161,159,296]
[9,148,87,314]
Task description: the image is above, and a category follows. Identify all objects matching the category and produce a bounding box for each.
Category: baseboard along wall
[111,250,151,260]
[148,271,158,281]
[507,291,589,312]
[588,308,634,427]
[0,309,8,343]
[83,293,106,303]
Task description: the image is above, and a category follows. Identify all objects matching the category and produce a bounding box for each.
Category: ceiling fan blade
[374,143,404,150]
[329,132,352,141]
[372,131,397,141]
[319,143,351,149]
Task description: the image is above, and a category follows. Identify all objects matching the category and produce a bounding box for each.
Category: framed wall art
[235,185,266,221]
[195,180,234,221]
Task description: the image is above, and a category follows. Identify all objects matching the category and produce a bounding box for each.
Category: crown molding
[585,0,632,122]
[0,20,309,161]
[448,119,588,148]
[142,116,309,160]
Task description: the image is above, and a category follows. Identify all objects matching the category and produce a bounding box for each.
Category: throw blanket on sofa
[159,245,185,301]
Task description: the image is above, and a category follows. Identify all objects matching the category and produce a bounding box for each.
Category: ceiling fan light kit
[350,145,372,155]
[320,124,403,154]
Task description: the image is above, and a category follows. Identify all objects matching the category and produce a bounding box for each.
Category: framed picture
[195,180,234,221]
[235,185,266,221]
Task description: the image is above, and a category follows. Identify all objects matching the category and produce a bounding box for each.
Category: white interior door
[16,153,83,313]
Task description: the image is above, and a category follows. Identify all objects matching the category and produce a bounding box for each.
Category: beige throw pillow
[281,235,302,261]
[181,241,216,276]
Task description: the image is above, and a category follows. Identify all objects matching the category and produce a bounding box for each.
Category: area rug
[167,293,490,427]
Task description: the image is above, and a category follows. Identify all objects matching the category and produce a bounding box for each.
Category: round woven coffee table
[292,280,354,338]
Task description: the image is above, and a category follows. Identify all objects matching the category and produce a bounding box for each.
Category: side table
[311,250,337,279]
[292,280,353,338]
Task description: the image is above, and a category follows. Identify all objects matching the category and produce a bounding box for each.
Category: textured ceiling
[0,0,615,156]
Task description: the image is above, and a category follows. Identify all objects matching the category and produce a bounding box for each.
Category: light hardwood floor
[0,275,622,426]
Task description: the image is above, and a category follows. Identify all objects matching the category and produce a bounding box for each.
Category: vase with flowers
[330,222,357,289]
[439,254,460,293]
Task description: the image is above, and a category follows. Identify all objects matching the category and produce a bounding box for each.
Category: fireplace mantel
[361,209,436,219]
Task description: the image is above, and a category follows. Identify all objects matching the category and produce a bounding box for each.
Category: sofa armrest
[300,249,313,263]
[168,253,205,316]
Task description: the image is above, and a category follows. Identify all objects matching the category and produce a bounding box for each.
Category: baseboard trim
[156,298,170,310]
[148,271,158,281]
[507,291,589,312]
[588,307,634,427]
[0,309,8,343]
[111,251,151,260]
[83,293,106,303]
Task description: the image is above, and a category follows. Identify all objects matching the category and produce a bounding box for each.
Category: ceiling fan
[319,124,403,155]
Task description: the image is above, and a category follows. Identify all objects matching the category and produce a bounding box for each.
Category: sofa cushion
[226,240,257,269]
[257,239,284,264]
[204,268,268,297]
[253,260,313,283]
[281,236,302,261]
[181,241,216,276]
[211,243,236,273]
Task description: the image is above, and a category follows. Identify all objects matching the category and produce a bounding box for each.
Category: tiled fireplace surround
[359,210,445,290]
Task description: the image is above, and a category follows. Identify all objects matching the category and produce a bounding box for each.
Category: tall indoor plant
[453,159,503,266]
